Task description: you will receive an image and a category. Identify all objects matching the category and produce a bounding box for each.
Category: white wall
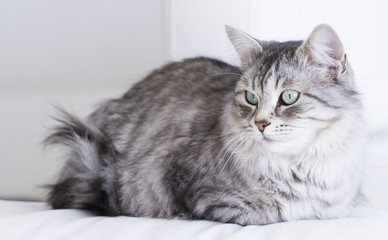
[0,0,166,200]
[0,0,166,89]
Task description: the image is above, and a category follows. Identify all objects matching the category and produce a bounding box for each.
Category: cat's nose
[255,120,271,132]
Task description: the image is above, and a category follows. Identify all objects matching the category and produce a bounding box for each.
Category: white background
[0,0,387,209]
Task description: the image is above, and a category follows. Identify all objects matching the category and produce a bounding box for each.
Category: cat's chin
[253,134,309,156]
[260,140,303,155]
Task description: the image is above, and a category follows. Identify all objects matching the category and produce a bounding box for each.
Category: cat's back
[88,57,241,163]
[91,57,240,138]
[123,57,240,102]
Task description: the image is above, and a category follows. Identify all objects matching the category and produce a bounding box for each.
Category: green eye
[281,90,299,105]
[245,91,258,105]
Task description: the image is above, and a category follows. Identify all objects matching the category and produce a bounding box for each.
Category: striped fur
[46,24,365,225]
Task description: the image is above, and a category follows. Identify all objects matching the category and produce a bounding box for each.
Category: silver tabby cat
[46,24,365,225]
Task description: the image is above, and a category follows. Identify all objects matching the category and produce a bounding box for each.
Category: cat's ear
[300,24,347,74]
[225,25,262,71]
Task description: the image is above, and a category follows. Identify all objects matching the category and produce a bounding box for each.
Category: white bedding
[1,200,388,240]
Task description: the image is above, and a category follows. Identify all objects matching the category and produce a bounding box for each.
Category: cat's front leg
[189,190,282,225]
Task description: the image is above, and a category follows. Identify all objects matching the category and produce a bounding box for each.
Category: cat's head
[225,24,362,155]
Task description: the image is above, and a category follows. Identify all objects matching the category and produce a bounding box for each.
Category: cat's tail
[44,109,121,215]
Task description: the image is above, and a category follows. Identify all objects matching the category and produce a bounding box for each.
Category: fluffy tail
[45,109,120,215]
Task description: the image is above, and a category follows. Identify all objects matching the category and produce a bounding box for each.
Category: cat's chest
[257,170,358,221]
[242,153,360,220]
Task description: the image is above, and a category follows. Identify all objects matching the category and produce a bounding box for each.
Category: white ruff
[224,106,366,221]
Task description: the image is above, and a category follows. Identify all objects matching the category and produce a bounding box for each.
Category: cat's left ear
[300,24,347,75]
[225,25,263,71]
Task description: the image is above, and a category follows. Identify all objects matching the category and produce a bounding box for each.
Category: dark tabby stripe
[303,116,339,123]
[303,92,341,109]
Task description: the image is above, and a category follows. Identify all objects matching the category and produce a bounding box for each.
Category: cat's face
[226,25,360,155]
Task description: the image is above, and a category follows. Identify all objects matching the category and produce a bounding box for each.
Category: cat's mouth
[262,136,276,142]
[249,125,294,143]
[249,131,278,143]
[262,135,285,144]
[260,132,291,143]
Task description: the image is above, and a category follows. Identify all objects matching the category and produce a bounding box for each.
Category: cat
[46,24,366,225]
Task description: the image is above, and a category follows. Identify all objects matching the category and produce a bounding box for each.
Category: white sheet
[1,200,388,240]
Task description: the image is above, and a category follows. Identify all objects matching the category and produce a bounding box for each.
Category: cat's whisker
[287,125,306,129]
[207,127,249,139]
[223,128,246,136]
[198,133,244,186]
[207,130,237,139]
[218,136,248,175]
[275,129,294,132]
[213,135,247,175]
[220,127,249,136]
[216,134,245,165]
[213,133,243,164]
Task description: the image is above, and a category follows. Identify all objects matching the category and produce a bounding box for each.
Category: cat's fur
[46,24,365,225]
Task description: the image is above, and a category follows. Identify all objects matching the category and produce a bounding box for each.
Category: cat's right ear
[225,25,262,71]
[299,24,347,75]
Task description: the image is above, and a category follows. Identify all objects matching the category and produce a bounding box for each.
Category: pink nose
[255,120,271,132]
